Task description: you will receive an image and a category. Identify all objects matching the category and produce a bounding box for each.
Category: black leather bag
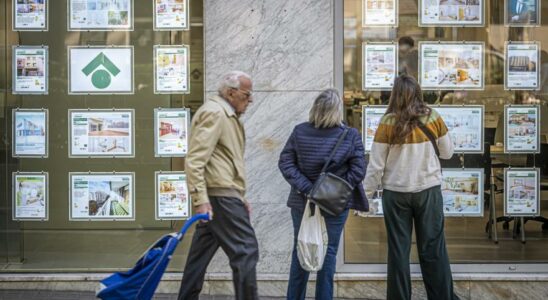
[308,128,354,216]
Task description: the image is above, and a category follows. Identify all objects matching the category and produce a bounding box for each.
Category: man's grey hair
[309,88,344,129]
[218,71,252,96]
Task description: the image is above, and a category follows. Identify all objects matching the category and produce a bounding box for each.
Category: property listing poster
[505,169,539,216]
[155,109,189,156]
[13,0,48,30]
[154,46,189,94]
[505,106,539,153]
[13,109,48,157]
[69,0,132,30]
[13,46,48,94]
[435,106,483,153]
[69,47,133,94]
[13,173,48,220]
[363,0,397,26]
[441,169,483,216]
[362,106,387,152]
[154,0,188,30]
[505,0,539,26]
[420,42,483,89]
[421,0,483,26]
[362,43,397,90]
[356,188,384,217]
[70,173,134,220]
[70,110,133,157]
[156,172,190,220]
[505,42,539,90]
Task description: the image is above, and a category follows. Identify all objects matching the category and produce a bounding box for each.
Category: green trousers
[382,185,459,300]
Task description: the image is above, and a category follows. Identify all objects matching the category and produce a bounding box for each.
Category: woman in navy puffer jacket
[278,88,368,300]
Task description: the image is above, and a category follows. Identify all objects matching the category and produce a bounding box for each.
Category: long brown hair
[386,75,431,145]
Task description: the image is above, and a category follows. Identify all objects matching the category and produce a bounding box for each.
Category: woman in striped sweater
[364,75,459,300]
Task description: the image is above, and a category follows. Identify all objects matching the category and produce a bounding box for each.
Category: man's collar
[209,94,237,117]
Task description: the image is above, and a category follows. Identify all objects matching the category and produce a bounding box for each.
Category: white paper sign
[362,0,397,26]
[13,46,48,94]
[68,0,133,30]
[70,173,134,220]
[155,172,191,220]
[13,0,48,30]
[69,110,134,157]
[362,43,397,90]
[420,0,483,26]
[69,47,133,94]
[13,172,48,221]
[441,169,484,217]
[13,109,48,157]
[505,42,540,90]
[435,106,484,153]
[504,105,540,153]
[505,168,540,216]
[154,0,189,30]
[419,42,484,90]
[362,106,387,153]
[154,108,189,157]
[154,46,190,94]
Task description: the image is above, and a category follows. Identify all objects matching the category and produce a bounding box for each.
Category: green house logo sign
[82,52,120,89]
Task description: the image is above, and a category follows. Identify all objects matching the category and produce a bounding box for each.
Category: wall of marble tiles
[203,0,334,274]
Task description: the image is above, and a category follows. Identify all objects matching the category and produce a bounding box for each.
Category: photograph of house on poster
[362,105,387,152]
[420,0,483,26]
[70,173,134,220]
[155,172,190,220]
[13,109,48,157]
[13,172,48,220]
[13,0,48,30]
[505,168,540,216]
[441,169,484,216]
[419,42,484,90]
[435,106,484,153]
[69,110,134,157]
[363,0,397,26]
[154,108,189,157]
[504,105,540,153]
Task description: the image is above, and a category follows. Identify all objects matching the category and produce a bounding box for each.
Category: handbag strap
[417,122,440,158]
[320,127,350,174]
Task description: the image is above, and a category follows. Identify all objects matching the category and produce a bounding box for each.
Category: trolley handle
[177,213,211,239]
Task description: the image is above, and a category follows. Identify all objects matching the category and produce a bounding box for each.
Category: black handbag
[308,127,354,216]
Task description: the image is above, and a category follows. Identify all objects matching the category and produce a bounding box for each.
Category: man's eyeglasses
[232,87,253,98]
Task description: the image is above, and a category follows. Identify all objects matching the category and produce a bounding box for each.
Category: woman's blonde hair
[309,88,343,129]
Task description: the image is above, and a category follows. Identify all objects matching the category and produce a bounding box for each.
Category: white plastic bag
[297,200,328,272]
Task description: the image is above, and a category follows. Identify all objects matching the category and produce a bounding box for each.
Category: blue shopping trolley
[96,213,210,300]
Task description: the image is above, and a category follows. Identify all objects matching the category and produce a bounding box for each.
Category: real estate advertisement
[356,188,384,217]
[419,42,484,90]
[505,0,539,26]
[68,0,132,30]
[13,109,48,157]
[362,105,387,153]
[13,0,48,30]
[420,0,483,26]
[363,0,397,26]
[68,46,134,94]
[505,168,540,216]
[69,110,134,157]
[435,106,484,153]
[505,105,540,153]
[362,43,397,90]
[155,172,190,220]
[154,45,190,94]
[441,169,484,217]
[70,173,134,220]
[154,108,189,157]
[505,42,540,90]
[13,172,48,221]
[154,0,189,30]
[13,46,48,94]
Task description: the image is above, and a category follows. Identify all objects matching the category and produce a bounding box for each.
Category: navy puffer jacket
[278,122,369,212]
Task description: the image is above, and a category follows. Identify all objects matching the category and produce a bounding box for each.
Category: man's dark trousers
[382,185,459,300]
[177,196,259,300]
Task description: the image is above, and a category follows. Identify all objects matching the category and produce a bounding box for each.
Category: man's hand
[244,201,252,215]
[195,203,213,221]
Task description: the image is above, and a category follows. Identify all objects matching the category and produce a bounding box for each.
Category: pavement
[0,290,291,300]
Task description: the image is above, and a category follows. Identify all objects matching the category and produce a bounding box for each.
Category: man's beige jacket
[185,94,246,207]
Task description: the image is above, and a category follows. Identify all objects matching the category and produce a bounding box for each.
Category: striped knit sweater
[364,109,454,198]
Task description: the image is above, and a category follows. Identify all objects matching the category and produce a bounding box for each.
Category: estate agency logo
[81,52,121,89]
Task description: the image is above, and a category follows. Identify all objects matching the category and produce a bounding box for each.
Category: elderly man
[178,71,258,300]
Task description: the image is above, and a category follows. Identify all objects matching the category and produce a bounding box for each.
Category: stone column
[204,0,334,274]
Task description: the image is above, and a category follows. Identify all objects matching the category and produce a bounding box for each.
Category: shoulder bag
[308,127,354,216]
